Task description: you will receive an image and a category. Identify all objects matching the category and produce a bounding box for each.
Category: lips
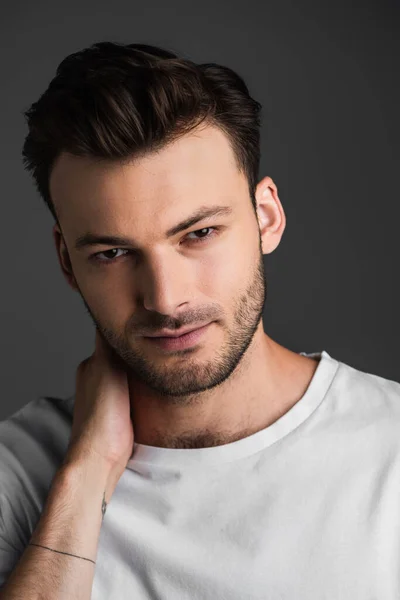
[144,322,211,350]
[145,323,210,338]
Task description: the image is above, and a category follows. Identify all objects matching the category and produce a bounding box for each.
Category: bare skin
[50,122,318,450]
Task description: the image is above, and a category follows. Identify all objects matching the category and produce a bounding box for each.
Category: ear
[52,223,79,292]
[254,176,286,254]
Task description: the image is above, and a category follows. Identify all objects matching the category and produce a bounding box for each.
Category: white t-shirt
[1,350,400,599]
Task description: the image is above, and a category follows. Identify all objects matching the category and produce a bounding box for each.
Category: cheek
[199,252,242,296]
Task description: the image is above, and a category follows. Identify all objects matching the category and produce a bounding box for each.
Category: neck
[127,332,319,449]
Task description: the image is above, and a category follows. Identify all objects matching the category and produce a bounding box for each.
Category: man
[0,41,399,599]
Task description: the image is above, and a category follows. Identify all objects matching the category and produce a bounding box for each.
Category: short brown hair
[21,41,262,225]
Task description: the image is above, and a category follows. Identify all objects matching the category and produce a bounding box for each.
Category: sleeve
[0,492,27,588]
[0,396,72,588]
[0,433,43,589]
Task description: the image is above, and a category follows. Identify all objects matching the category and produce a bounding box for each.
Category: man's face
[50,124,267,400]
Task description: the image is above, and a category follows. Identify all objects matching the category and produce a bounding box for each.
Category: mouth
[144,323,212,338]
[144,322,212,351]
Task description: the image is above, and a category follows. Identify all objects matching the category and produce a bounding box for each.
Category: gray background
[1,0,399,420]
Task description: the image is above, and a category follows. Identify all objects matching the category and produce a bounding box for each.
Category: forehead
[49,124,247,233]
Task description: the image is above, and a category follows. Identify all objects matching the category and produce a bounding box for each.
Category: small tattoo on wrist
[101,492,107,520]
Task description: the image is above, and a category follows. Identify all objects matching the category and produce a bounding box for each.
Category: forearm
[0,458,109,600]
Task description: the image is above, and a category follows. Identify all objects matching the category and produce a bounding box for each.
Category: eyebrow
[74,204,233,251]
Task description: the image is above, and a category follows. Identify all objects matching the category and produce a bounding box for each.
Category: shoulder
[0,394,73,492]
[332,357,400,411]
[323,354,400,447]
[0,395,73,581]
[0,395,73,548]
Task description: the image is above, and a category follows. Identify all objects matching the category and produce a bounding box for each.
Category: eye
[92,248,129,263]
[186,227,218,243]
[91,227,220,264]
